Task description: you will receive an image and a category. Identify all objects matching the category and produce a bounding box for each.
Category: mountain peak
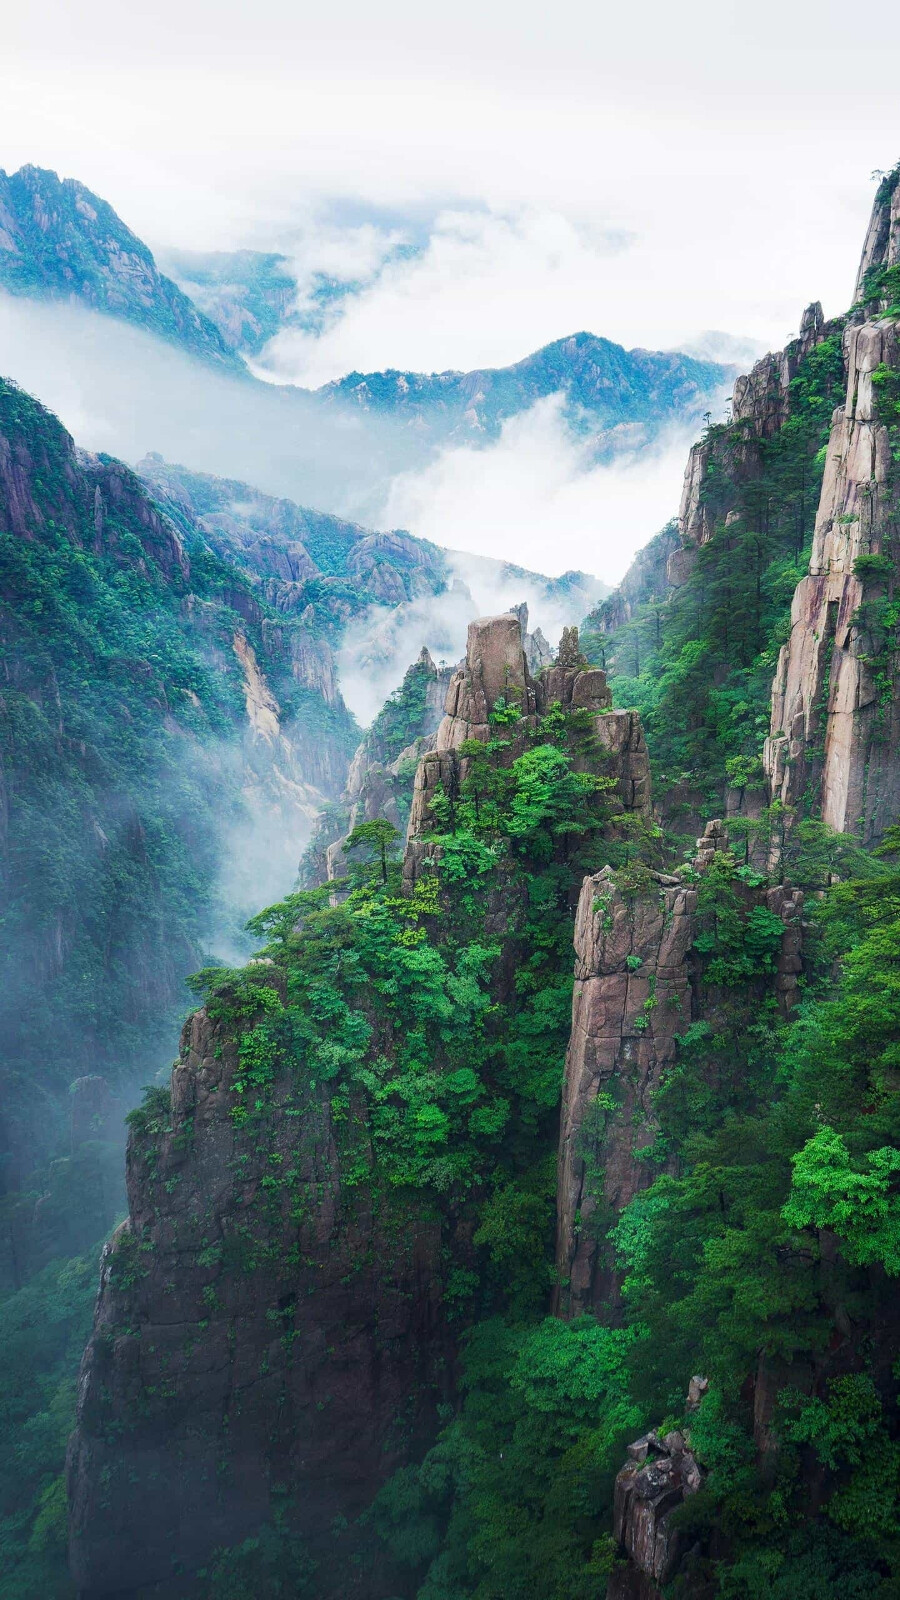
[0,164,242,372]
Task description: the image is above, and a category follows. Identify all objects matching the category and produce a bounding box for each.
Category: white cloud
[256,208,629,386]
[378,394,696,583]
[2,1,897,375]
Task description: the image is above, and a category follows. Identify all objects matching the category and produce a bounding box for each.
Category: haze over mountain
[0,166,732,577]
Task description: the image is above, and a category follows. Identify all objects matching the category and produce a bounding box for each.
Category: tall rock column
[764,172,900,841]
[553,866,696,1317]
[554,823,804,1318]
[404,615,651,887]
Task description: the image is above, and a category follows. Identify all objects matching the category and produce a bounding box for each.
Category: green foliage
[587,333,846,800]
[189,703,619,1207]
[0,1245,103,1599]
[370,1316,640,1600]
[343,817,400,884]
[693,851,788,985]
[783,1128,900,1274]
[197,1519,316,1597]
[605,845,900,1590]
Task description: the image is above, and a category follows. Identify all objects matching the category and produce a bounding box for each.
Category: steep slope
[63,165,900,1600]
[136,452,447,615]
[67,614,653,1597]
[579,300,847,825]
[764,170,900,840]
[158,248,299,355]
[0,378,359,1293]
[0,167,239,371]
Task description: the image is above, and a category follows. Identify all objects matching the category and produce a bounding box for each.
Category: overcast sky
[1,0,899,578]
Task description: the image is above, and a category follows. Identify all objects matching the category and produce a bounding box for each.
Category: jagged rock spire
[853,164,900,301]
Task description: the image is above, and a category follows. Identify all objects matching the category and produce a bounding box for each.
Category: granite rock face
[853,165,900,300]
[67,999,451,1598]
[554,865,696,1316]
[764,181,900,842]
[404,614,649,887]
[607,1427,705,1600]
[554,823,804,1317]
[669,302,828,586]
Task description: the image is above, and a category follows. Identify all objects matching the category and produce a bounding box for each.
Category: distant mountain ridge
[0,165,241,371]
[316,331,732,451]
[136,453,605,621]
[0,166,733,461]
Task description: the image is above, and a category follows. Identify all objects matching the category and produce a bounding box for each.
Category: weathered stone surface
[67,1002,451,1598]
[403,614,538,868]
[553,866,696,1316]
[608,1428,704,1600]
[853,165,900,301]
[764,303,900,841]
[667,302,828,586]
[404,615,648,886]
[555,822,804,1317]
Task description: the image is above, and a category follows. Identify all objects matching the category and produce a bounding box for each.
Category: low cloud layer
[256,208,631,388]
[378,394,700,584]
[0,292,421,523]
[0,294,708,586]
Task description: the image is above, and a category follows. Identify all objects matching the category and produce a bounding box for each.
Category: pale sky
[1,0,899,579]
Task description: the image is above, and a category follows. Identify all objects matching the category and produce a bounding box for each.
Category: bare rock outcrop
[554,823,804,1318]
[554,865,696,1316]
[404,614,649,887]
[853,163,900,301]
[608,1427,705,1600]
[764,277,900,841]
[668,302,828,586]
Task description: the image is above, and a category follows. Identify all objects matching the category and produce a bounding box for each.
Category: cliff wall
[670,301,828,585]
[764,171,900,840]
[68,997,448,1599]
[553,823,803,1318]
[67,611,656,1595]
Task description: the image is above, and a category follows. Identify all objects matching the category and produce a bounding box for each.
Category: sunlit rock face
[764,175,900,841]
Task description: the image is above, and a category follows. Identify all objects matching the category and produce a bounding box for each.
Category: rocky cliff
[67,610,657,1596]
[137,453,447,620]
[404,619,650,890]
[0,378,358,1291]
[764,169,900,841]
[67,992,450,1599]
[554,822,804,1319]
[670,301,829,586]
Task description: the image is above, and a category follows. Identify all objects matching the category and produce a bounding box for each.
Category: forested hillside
[0,377,364,1291]
[4,163,900,1600]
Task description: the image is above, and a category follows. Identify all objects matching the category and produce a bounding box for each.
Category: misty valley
[2,138,900,1600]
